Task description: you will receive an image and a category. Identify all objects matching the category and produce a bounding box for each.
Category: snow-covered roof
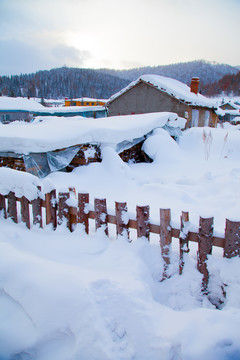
[107,74,218,109]
[0,112,186,154]
[66,97,107,103]
[219,108,240,116]
[0,96,46,111]
[231,116,240,123]
[35,105,106,114]
[220,101,240,110]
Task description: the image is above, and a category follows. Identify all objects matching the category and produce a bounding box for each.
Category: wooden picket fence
[0,187,240,293]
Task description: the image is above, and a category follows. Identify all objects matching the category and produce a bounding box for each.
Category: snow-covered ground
[1,220,240,360]
[1,119,240,359]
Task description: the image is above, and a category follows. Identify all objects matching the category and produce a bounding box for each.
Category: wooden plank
[179,211,190,275]
[160,208,172,280]
[58,192,70,228]
[0,194,7,219]
[45,190,57,229]
[149,223,160,234]
[69,206,77,232]
[107,213,117,225]
[21,196,30,229]
[7,191,18,223]
[70,158,88,165]
[213,236,225,248]
[89,210,96,220]
[79,207,225,249]
[197,216,214,292]
[187,231,224,248]
[115,202,129,240]
[224,219,240,258]
[78,193,89,234]
[136,205,150,240]
[32,187,43,228]
[94,198,108,236]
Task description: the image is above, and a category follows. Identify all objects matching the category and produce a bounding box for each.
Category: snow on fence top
[107,74,218,109]
[0,112,186,154]
[0,167,54,200]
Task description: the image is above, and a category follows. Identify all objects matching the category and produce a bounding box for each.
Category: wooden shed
[0,112,185,177]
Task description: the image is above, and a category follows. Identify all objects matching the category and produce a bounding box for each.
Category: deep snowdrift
[0,221,240,360]
[0,112,185,154]
[1,123,240,359]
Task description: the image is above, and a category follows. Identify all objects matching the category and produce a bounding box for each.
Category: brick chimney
[190,77,199,94]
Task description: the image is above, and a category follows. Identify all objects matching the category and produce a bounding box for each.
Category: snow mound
[0,168,54,199]
[0,112,184,154]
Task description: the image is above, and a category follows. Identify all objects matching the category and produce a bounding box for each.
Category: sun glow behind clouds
[0,0,240,74]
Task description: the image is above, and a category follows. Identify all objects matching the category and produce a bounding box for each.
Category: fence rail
[0,187,240,296]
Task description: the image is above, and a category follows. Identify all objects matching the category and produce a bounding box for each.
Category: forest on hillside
[100,60,239,88]
[0,61,239,99]
[0,67,130,100]
[202,71,240,96]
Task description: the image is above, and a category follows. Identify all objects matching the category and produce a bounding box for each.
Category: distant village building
[106,75,219,128]
[0,97,44,124]
[218,101,240,123]
[220,101,239,111]
[0,97,107,124]
[65,97,107,107]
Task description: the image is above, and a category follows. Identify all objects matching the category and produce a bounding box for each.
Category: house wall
[220,104,236,110]
[0,111,32,124]
[188,108,218,128]
[107,82,217,128]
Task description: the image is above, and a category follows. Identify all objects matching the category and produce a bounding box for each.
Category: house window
[192,109,199,127]
[204,111,210,126]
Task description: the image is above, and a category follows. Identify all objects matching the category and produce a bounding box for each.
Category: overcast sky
[0,0,239,75]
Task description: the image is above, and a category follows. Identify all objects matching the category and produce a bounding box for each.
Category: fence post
[0,194,7,219]
[58,192,70,228]
[32,186,43,228]
[45,189,57,229]
[68,188,77,232]
[7,191,18,223]
[69,206,77,232]
[179,211,190,275]
[116,202,129,240]
[21,196,30,229]
[224,219,240,258]
[94,198,108,236]
[136,205,150,240]
[78,193,89,234]
[160,209,172,280]
[197,216,213,292]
